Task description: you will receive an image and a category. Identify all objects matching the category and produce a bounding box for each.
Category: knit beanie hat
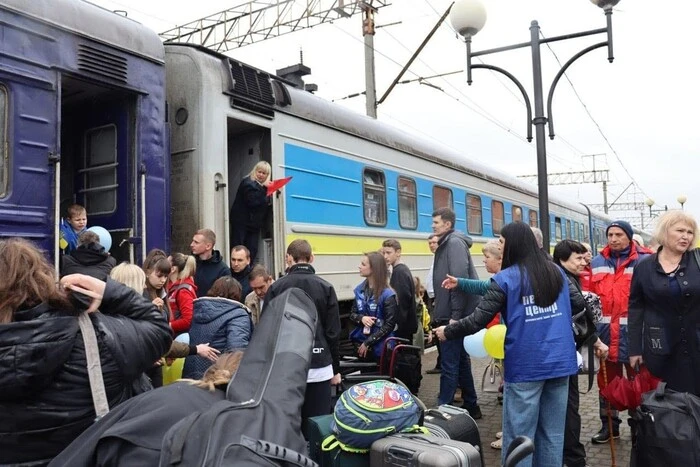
[606,220,633,241]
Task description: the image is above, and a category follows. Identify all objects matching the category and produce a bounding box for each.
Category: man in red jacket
[586,220,650,444]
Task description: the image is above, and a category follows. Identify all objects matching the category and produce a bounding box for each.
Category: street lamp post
[677,195,687,211]
[450,0,620,245]
[645,198,668,219]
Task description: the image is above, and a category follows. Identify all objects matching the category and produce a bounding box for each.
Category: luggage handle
[240,435,319,467]
[387,446,417,461]
[503,436,534,467]
[424,408,452,421]
[654,381,667,400]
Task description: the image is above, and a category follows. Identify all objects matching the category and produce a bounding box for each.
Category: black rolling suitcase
[423,405,482,456]
[380,337,422,395]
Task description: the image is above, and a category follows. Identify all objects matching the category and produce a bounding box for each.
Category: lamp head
[590,0,621,9]
[645,198,655,208]
[450,0,487,38]
[677,195,688,205]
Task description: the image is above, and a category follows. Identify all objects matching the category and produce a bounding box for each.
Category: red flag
[267,176,293,196]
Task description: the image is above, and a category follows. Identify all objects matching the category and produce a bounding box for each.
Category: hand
[593,338,609,359]
[433,326,447,342]
[426,332,433,345]
[60,274,106,313]
[629,355,644,369]
[152,297,164,310]
[449,319,458,325]
[153,358,164,367]
[330,373,342,386]
[441,274,458,290]
[196,343,221,362]
[361,316,376,327]
[263,180,273,187]
[358,343,369,358]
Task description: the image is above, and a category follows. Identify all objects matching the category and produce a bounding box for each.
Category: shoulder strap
[169,283,194,297]
[78,312,109,420]
[693,249,700,270]
[579,343,595,394]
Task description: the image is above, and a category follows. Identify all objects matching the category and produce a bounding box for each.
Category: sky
[90,0,699,231]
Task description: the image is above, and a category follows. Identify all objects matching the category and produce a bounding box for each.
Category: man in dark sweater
[264,239,341,428]
[60,231,116,280]
[382,239,417,341]
[230,245,253,298]
[191,229,230,297]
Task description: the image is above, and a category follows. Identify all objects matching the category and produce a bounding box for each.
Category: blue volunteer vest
[350,282,395,358]
[493,265,578,383]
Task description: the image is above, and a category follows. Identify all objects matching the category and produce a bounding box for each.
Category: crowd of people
[1,189,698,466]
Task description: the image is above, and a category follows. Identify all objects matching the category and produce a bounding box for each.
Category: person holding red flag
[230,161,273,263]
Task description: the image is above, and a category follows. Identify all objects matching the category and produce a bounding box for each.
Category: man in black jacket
[60,231,116,280]
[191,229,230,297]
[382,239,417,340]
[431,207,481,419]
[230,244,253,298]
[264,239,341,426]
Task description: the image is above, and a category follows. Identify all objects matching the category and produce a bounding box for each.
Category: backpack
[322,380,423,453]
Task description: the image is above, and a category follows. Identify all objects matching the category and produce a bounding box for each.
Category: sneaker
[591,426,620,444]
[463,404,482,420]
[426,367,441,374]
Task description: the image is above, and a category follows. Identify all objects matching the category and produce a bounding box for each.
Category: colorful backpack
[323,380,424,453]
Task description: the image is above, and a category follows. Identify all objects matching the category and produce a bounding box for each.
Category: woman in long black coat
[230,161,272,263]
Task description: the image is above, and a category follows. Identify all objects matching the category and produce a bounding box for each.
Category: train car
[0,0,168,265]
[167,43,649,303]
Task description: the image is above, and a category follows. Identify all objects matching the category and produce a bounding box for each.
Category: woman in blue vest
[435,222,578,467]
[349,251,398,360]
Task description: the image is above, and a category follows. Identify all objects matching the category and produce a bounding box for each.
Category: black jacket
[230,176,269,230]
[60,242,117,281]
[194,250,231,297]
[349,284,399,350]
[0,279,172,466]
[432,230,480,323]
[628,250,700,395]
[231,263,253,298]
[390,263,417,339]
[264,263,341,375]
[48,382,224,467]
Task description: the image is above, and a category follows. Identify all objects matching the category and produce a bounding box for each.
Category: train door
[60,75,137,263]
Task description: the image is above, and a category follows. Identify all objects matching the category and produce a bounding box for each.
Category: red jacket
[588,244,650,362]
[167,278,197,335]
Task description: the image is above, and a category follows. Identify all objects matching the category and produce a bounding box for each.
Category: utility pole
[363,4,377,118]
[582,154,608,213]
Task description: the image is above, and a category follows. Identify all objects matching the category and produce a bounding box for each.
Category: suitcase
[370,434,481,466]
[304,415,369,467]
[423,405,482,453]
[379,337,422,395]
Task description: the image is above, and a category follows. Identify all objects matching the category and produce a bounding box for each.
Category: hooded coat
[60,242,117,280]
[0,279,172,466]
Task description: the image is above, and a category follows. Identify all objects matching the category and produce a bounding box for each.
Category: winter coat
[265,264,341,374]
[244,291,262,326]
[390,263,418,339]
[230,176,269,230]
[431,229,480,323]
[60,242,116,280]
[231,263,253,298]
[182,297,252,379]
[0,279,172,466]
[194,250,231,297]
[349,282,397,359]
[48,382,225,467]
[588,243,650,362]
[167,278,197,335]
[628,249,700,395]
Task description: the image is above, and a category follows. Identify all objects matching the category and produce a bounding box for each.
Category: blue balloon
[463,328,489,359]
[87,226,112,252]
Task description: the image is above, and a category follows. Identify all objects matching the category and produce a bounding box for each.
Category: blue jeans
[437,338,478,407]
[502,376,569,467]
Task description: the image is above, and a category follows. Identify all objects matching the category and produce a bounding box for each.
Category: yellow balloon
[162,358,185,385]
[484,324,507,359]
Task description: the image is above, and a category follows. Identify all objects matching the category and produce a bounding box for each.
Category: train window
[492,200,505,236]
[433,185,453,211]
[362,168,387,226]
[84,125,117,214]
[573,221,579,241]
[555,217,562,241]
[466,194,483,235]
[512,205,522,222]
[529,209,538,227]
[0,85,6,198]
[584,224,590,243]
[566,219,571,239]
[397,176,417,229]
[581,223,586,242]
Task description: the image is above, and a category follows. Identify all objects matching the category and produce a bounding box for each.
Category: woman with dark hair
[49,352,244,466]
[183,276,252,379]
[0,238,172,466]
[349,251,398,360]
[434,222,578,467]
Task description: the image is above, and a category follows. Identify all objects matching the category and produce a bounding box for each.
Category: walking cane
[600,357,617,467]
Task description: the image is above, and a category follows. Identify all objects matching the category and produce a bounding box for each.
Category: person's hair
[184,351,244,391]
[482,239,502,259]
[0,238,71,324]
[553,240,588,266]
[231,244,251,260]
[66,203,86,218]
[432,207,455,229]
[170,252,196,280]
[143,249,167,271]
[530,227,544,249]
[413,276,422,298]
[286,239,312,263]
[249,161,272,183]
[110,262,147,293]
[654,211,698,248]
[500,222,563,308]
[77,230,100,247]
[382,239,402,251]
[580,242,592,253]
[208,276,242,301]
[248,264,271,282]
[428,234,439,241]
[364,251,390,301]
[196,229,216,246]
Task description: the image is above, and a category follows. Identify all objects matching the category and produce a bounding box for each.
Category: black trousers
[302,379,332,421]
[563,374,587,467]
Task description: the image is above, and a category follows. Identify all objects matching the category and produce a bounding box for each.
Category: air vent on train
[77,44,128,84]
[228,60,275,118]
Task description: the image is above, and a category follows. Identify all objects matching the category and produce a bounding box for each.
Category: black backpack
[159,288,319,467]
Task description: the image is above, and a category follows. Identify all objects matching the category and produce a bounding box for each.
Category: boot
[591,425,620,444]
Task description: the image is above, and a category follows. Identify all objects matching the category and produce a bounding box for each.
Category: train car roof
[0,0,164,64]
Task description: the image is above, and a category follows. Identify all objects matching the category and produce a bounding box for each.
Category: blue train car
[0,0,168,265]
